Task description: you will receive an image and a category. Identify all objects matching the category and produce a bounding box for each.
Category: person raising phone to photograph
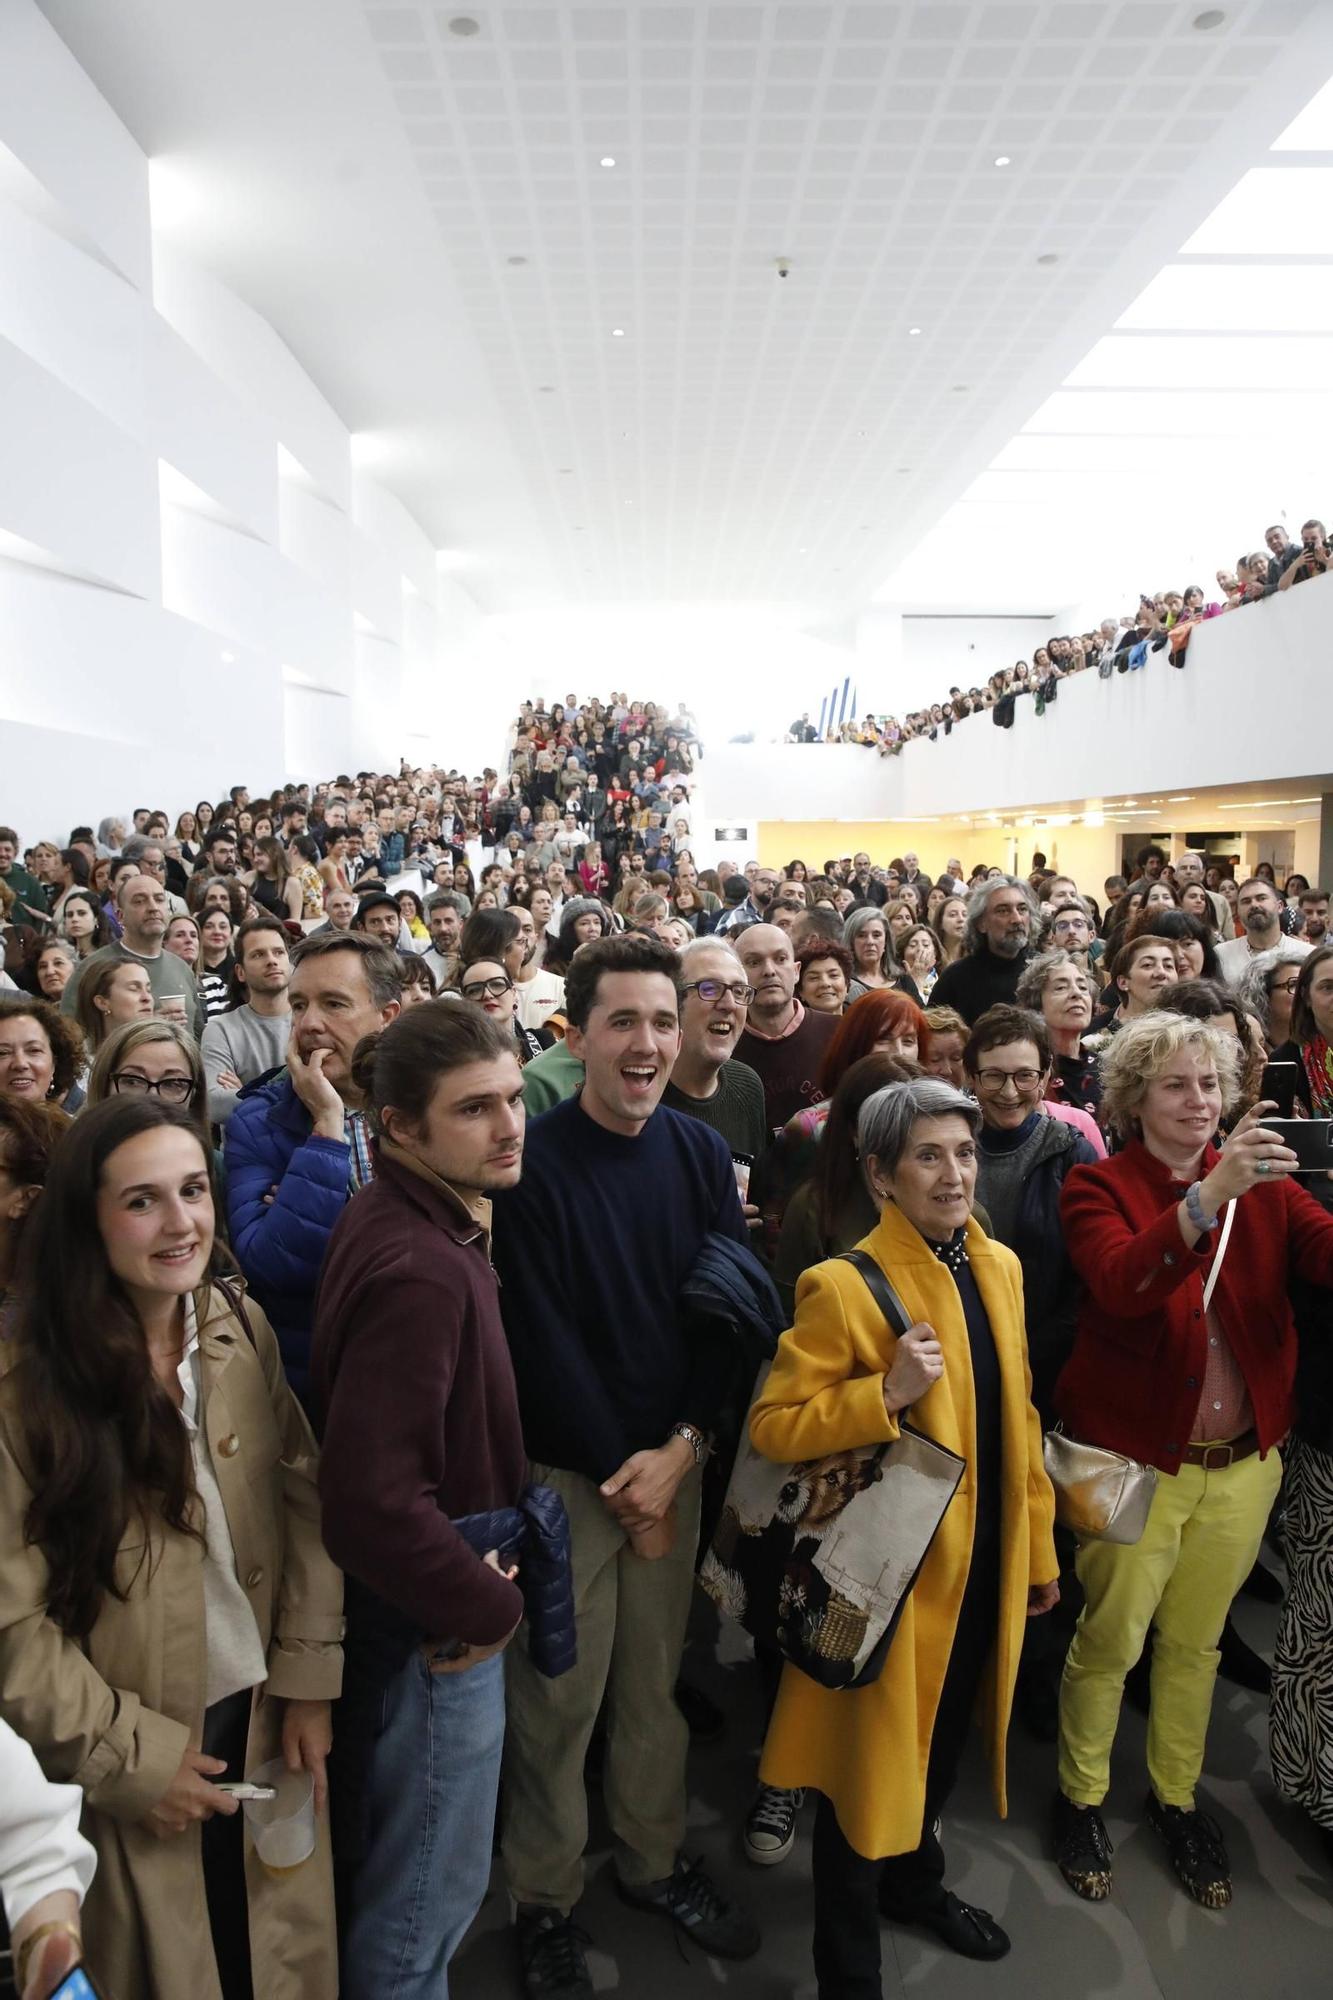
[1052,1013,1333,1914]
[0,1098,343,2000]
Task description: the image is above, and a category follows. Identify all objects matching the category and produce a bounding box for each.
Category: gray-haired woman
[1016,948,1101,1114]
[751,1077,1057,1992]
[1234,942,1308,1054]
[844,906,895,1001]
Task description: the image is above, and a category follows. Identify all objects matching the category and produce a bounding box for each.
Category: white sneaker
[743,1785,804,1866]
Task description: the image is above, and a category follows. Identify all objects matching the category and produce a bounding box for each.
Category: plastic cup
[242,1757,315,1875]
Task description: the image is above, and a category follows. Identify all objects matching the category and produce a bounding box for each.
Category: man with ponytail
[311,1001,529,1997]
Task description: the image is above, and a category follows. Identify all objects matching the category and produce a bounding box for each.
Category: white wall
[704,573,1333,825]
[895,614,1073,712]
[0,0,481,841]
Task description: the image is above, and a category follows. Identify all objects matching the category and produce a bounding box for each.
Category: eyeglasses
[461,976,513,1001]
[1051,917,1090,935]
[1271,977,1301,996]
[975,1068,1043,1092]
[681,980,755,1005]
[111,1072,195,1103]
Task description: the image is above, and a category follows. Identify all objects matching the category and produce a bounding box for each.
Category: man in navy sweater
[494,933,760,1999]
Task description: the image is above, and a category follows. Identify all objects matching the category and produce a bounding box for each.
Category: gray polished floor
[455,1592,1333,1999]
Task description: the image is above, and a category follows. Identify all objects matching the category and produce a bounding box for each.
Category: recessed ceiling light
[600,156,616,168]
[898,466,911,473]
[798,547,808,555]
[952,384,969,392]
[994,154,1012,167]
[908,325,922,336]
[1193,8,1225,28]
[538,384,556,393]
[611,327,626,337]
[507,255,528,266]
[448,15,480,35]
[220,651,235,664]
[1037,252,1059,265]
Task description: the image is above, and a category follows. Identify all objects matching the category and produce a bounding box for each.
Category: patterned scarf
[1301,1037,1333,1119]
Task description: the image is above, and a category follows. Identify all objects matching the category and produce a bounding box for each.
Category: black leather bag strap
[836,1249,914,1341]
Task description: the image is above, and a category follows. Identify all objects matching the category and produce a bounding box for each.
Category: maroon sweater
[311,1143,525,1646]
[736,1002,839,1139]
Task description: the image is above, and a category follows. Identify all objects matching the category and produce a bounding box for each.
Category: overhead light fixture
[220,651,235,664]
[994,154,1012,167]
[1193,8,1226,27]
[538,384,555,393]
[600,156,616,167]
[448,16,481,35]
[1037,252,1059,265]
[507,255,528,266]
[908,325,922,336]
[1167,795,1195,802]
[611,327,626,337]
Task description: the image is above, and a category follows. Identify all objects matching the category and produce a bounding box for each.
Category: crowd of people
[786,516,1333,751]
[0,692,1329,2000]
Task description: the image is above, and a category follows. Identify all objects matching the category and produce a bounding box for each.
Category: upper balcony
[706,571,1333,827]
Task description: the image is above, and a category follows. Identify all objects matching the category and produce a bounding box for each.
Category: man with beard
[1216,877,1312,984]
[930,877,1037,1025]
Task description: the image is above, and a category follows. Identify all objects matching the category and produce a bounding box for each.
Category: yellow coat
[0,1285,344,2000]
[750,1203,1057,1860]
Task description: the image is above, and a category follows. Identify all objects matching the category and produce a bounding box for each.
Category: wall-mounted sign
[715,826,749,843]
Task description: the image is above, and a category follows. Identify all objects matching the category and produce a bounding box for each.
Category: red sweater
[1057,1138,1333,1474]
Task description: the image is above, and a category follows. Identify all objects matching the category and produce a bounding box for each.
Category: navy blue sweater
[493,1094,747,1482]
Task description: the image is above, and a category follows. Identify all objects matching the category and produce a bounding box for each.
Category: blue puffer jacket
[453,1483,576,1679]
[223,1070,351,1400]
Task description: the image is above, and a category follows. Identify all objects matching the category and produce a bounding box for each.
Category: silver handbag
[1043,1198,1234,1546]
[1042,1427,1157,1544]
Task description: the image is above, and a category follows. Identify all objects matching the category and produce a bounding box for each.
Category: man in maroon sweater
[734,923,839,1140]
[311,1002,528,1995]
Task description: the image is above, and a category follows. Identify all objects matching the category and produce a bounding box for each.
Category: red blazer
[1056,1138,1333,1474]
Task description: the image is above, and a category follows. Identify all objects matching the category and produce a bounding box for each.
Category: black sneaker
[1145,1795,1232,1909]
[616,1855,761,1959]
[515,1906,594,2000]
[1052,1792,1114,1900]
[743,1784,804,1866]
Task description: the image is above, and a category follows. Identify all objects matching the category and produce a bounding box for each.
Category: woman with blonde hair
[1053,1011,1333,1911]
[86,1020,207,1133]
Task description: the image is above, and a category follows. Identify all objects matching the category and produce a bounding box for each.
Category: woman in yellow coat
[750,1077,1058,1998]
[0,1098,343,2000]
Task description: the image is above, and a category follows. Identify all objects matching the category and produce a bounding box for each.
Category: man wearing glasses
[662,939,767,1201]
[1043,900,1104,976]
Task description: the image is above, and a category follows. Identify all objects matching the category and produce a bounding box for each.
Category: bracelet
[15,1922,83,1993]
[668,1422,708,1467]
[1184,1180,1219,1234]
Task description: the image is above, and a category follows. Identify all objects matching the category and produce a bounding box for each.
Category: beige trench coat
[0,1283,344,2000]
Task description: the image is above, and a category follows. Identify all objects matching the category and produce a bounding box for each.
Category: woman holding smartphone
[0,1098,343,2000]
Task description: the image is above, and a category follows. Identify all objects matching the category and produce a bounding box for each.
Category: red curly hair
[818,987,930,1096]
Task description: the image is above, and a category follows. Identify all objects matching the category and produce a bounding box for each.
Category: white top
[1215,932,1311,986]
[515,967,566,1032]
[178,1302,269,1709]
[0,1718,96,1929]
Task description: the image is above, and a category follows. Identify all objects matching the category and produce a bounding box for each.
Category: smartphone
[1258,1116,1333,1172]
[1260,1060,1299,1119]
[50,1970,111,2000]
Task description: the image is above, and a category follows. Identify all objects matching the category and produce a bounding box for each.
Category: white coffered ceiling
[37,0,1333,615]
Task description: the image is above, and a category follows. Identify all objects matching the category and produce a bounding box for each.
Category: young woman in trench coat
[0,1098,343,2000]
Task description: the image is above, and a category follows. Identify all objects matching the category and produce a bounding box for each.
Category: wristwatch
[668,1421,709,1467]
[1184,1180,1219,1234]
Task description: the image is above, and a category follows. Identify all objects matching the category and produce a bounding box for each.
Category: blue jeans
[338,1641,505,1999]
